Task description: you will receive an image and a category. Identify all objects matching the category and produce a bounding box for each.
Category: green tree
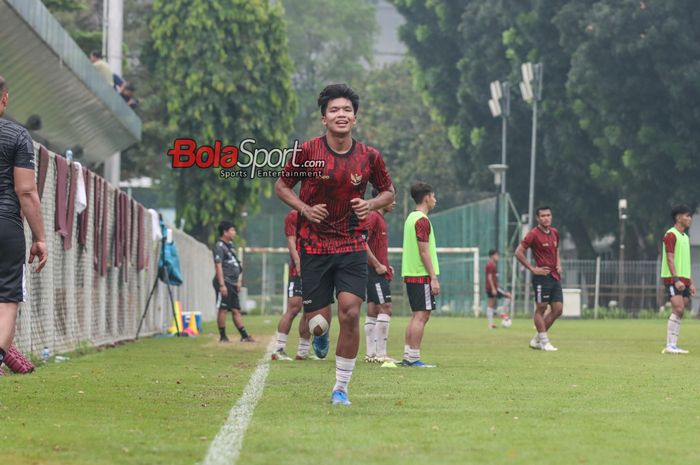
[393,0,700,258]
[149,0,296,242]
[354,59,464,203]
[282,0,378,141]
[559,0,700,256]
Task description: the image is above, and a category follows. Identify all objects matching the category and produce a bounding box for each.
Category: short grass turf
[0,321,270,465]
[240,317,700,465]
[3,317,700,465]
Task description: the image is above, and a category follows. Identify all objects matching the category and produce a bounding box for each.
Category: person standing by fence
[660,204,695,354]
[0,76,48,374]
[213,221,254,343]
[515,206,562,351]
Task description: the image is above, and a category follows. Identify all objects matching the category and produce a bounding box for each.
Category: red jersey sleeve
[284,211,297,237]
[663,232,676,253]
[279,142,309,188]
[368,150,392,193]
[520,229,536,250]
[415,217,431,242]
[365,212,377,239]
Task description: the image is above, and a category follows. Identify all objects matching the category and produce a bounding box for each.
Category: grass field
[2,316,700,465]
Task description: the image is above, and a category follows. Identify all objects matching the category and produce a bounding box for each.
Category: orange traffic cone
[186,310,199,335]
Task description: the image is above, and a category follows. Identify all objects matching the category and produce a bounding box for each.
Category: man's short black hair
[0,75,7,95]
[318,84,359,116]
[218,221,235,237]
[488,249,498,257]
[410,182,433,205]
[90,50,103,59]
[671,204,692,222]
[536,206,552,216]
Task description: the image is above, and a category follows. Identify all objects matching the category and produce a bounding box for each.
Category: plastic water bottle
[41,347,50,362]
[65,149,73,162]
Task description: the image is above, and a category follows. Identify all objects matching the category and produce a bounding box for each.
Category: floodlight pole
[526,64,543,234]
[522,63,543,316]
[500,82,510,195]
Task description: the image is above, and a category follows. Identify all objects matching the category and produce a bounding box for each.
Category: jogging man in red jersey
[275,84,394,405]
[364,188,397,363]
[271,210,314,361]
[515,206,562,351]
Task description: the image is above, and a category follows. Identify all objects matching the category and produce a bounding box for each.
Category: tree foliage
[393,0,700,258]
[148,0,296,242]
[282,0,378,141]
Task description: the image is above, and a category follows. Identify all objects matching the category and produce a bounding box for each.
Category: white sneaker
[541,342,558,352]
[662,345,689,354]
[529,336,541,350]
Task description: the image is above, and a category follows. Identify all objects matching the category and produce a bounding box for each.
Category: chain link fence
[13,145,214,356]
[508,258,700,317]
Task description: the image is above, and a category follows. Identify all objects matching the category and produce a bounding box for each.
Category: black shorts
[300,250,367,312]
[486,288,507,299]
[288,276,303,298]
[532,274,563,304]
[405,281,436,312]
[213,280,241,311]
[0,220,26,303]
[666,284,691,300]
[367,269,391,304]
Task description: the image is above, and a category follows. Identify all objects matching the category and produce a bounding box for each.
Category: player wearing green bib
[660,204,696,354]
[401,182,439,368]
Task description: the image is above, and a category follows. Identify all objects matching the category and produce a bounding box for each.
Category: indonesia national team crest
[351,173,362,186]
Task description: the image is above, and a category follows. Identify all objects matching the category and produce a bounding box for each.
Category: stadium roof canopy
[0,0,141,163]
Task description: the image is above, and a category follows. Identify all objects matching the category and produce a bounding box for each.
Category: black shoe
[219,336,231,343]
[241,336,256,343]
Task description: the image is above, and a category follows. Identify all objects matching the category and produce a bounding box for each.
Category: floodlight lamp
[488,99,502,117]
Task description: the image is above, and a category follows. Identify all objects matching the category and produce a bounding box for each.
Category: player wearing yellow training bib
[660,204,696,354]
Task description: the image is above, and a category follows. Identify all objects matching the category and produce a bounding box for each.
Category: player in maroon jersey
[485,249,512,329]
[274,84,395,405]
[515,206,562,351]
[364,188,397,363]
[271,210,315,361]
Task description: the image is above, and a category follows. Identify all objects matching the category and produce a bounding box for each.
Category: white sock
[297,337,310,357]
[487,307,495,326]
[538,332,549,344]
[403,344,410,361]
[364,316,377,357]
[333,356,356,393]
[667,314,681,346]
[408,348,420,363]
[275,332,287,352]
[375,314,391,357]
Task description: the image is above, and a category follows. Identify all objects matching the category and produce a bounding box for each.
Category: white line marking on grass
[202,340,275,465]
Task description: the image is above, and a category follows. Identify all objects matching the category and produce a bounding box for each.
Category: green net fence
[239,195,516,316]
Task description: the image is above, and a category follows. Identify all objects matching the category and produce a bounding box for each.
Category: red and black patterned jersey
[520,226,560,281]
[485,259,498,292]
[415,217,431,242]
[366,211,392,281]
[280,136,393,254]
[284,210,300,277]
